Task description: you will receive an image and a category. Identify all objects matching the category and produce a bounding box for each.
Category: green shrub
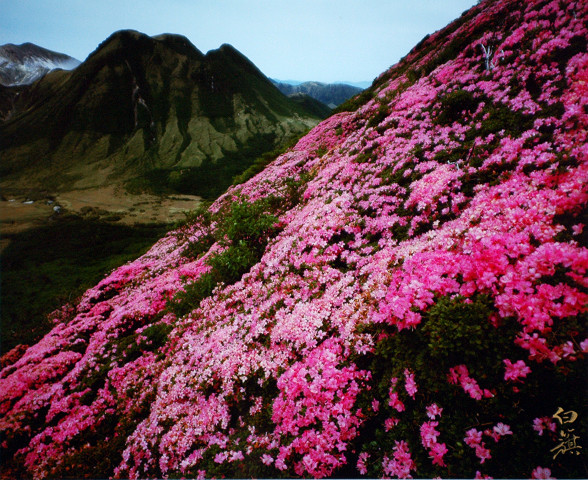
[233,131,307,185]
[167,272,217,317]
[435,89,479,125]
[366,103,389,129]
[168,196,281,316]
[353,293,587,478]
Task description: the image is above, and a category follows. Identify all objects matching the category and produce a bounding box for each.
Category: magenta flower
[356,452,369,475]
[504,358,532,382]
[404,368,418,398]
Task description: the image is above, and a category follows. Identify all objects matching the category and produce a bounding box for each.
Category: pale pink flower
[426,403,443,419]
[531,466,554,479]
[357,452,369,475]
[493,422,513,437]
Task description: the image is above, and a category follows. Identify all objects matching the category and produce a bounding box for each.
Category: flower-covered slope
[1,0,587,478]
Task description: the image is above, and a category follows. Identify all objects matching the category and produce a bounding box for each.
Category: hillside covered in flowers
[1,0,587,478]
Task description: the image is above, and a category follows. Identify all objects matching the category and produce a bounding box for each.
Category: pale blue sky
[1,0,478,84]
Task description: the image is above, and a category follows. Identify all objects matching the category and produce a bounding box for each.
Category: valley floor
[0,185,202,252]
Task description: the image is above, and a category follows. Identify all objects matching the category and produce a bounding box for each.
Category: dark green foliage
[215,197,280,252]
[232,131,308,185]
[207,243,259,285]
[132,133,279,199]
[181,234,215,259]
[286,93,332,119]
[0,216,167,353]
[333,88,374,114]
[477,103,534,138]
[354,294,588,478]
[435,89,479,125]
[366,103,390,129]
[167,272,217,318]
[547,34,587,69]
[167,197,281,317]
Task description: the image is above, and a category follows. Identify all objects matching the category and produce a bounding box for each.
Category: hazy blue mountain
[271,79,364,108]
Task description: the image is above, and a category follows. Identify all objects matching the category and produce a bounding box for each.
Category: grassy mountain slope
[1,0,587,478]
[0,31,322,198]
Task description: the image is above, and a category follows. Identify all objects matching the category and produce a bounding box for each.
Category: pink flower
[261,454,274,466]
[357,452,369,475]
[275,457,287,471]
[214,452,228,464]
[388,392,405,412]
[404,369,418,398]
[382,441,416,478]
[230,450,245,462]
[426,403,443,419]
[420,421,440,448]
[503,359,531,382]
[531,466,554,479]
[430,442,448,467]
[493,422,513,437]
[465,428,483,447]
[532,417,557,436]
[475,471,493,479]
[485,428,500,443]
[475,445,492,464]
[385,417,399,431]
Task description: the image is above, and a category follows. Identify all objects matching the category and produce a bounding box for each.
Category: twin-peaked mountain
[1,0,587,479]
[0,31,323,197]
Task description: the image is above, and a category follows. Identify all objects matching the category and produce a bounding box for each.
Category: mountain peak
[86,29,204,64]
[152,33,204,57]
[0,42,80,86]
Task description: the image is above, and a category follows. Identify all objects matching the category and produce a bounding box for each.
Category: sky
[1,0,479,85]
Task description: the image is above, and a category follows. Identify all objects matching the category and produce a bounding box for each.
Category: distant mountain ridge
[271,79,363,108]
[0,43,80,86]
[0,32,323,199]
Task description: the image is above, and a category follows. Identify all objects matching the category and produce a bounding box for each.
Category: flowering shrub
[1,0,587,478]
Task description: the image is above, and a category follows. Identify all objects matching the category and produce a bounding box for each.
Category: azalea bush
[1,0,587,478]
